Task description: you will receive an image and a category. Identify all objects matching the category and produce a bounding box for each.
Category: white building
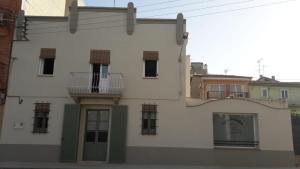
[22,0,85,16]
[0,2,295,166]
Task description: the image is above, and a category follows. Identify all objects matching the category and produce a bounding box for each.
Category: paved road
[0,162,299,169]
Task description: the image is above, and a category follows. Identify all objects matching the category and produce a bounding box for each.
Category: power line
[29,0,217,28]
[187,0,297,18]
[27,0,297,36]
[28,0,187,26]
[29,0,256,31]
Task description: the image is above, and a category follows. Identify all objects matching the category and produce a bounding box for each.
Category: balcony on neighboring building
[207,91,249,99]
[68,72,124,99]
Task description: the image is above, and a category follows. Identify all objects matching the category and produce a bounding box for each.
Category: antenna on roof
[224,69,229,75]
[257,58,264,76]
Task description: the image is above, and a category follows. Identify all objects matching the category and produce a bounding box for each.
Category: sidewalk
[0,162,299,169]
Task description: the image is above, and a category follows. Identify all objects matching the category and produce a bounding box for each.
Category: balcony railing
[68,72,124,97]
[207,91,249,99]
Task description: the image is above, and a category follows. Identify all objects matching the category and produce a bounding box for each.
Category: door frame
[89,64,110,93]
[77,105,112,162]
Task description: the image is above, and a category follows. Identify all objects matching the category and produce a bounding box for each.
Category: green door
[83,109,110,161]
[60,104,81,162]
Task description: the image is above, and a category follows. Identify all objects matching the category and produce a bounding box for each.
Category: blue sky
[85,0,300,81]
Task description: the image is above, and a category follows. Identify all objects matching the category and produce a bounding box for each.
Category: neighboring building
[249,75,300,155]
[0,0,22,136]
[190,62,208,75]
[249,75,300,113]
[190,74,252,99]
[22,0,85,16]
[0,3,295,167]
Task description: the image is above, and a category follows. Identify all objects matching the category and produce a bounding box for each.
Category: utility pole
[114,0,116,7]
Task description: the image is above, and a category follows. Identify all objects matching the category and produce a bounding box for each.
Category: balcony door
[91,64,109,93]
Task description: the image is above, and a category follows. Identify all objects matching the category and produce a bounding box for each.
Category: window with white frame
[208,84,225,92]
[143,51,159,78]
[213,113,259,148]
[261,88,269,98]
[39,48,56,75]
[280,89,288,99]
[207,84,225,98]
[39,58,55,75]
[230,84,242,93]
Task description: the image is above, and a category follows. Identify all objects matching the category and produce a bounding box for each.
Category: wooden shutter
[109,105,128,163]
[40,48,56,59]
[35,103,50,113]
[60,104,81,162]
[90,50,110,64]
[142,104,157,112]
[143,51,159,61]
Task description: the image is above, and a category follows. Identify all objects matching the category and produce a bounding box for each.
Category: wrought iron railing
[207,91,249,99]
[68,72,124,96]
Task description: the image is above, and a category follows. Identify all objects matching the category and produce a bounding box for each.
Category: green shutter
[109,105,128,163]
[60,104,81,162]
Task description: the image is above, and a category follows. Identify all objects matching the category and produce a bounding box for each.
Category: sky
[85,0,300,81]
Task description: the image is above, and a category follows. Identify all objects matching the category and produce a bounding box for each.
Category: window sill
[143,76,159,79]
[38,74,54,77]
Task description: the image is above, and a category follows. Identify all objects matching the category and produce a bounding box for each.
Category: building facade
[0,0,22,137]
[190,74,252,99]
[0,3,296,166]
[249,76,300,113]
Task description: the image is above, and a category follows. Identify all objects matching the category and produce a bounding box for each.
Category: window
[280,89,288,99]
[261,88,269,98]
[143,51,159,78]
[144,60,157,77]
[213,113,258,148]
[207,84,225,98]
[142,104,157,135]
[208,84,225,92]
[39,48,56,75]
[33,103,50,133]
[230,84,241,93]
[40,58,55,75]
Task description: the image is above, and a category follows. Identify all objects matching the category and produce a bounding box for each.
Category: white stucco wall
[0,8,293,154]
[1,9,186,145]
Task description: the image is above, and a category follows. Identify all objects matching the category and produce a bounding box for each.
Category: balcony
[207,91,249,99]
[68,72,124,99]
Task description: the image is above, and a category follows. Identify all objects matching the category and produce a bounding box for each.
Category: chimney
[272,76,275,80]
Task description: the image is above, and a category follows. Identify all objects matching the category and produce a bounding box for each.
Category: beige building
[22,0,85,16]
[0,2,295,166]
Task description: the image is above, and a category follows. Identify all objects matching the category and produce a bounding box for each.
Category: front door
[83,109,110,161]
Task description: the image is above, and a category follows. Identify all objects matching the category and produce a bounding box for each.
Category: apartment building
[0,2,295,166]
[190,74,252,99]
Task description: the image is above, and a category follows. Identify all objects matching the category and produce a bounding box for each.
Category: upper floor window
[142,104,157,135]
[261,88,269,98]
[39,48,56,75]
[208,84,225,92]
[33,103,50,133]
[230,84,242,93]
[143,51,158,78]
[280,89,288,99]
